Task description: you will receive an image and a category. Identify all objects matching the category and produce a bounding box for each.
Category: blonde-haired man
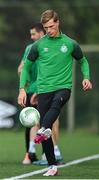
[19,10,92,176]
[18,22,62,166]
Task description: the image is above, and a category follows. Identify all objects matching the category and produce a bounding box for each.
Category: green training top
[20,33,90,94]
[21,43,37,93]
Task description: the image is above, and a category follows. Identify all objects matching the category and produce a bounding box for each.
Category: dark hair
[31,22,46,34]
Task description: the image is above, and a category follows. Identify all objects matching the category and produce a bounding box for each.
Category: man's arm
[18,88,27,107]
[19,59,32,89]
[18,42,38,107]
[18,59,32,107]
[72,42,92,90]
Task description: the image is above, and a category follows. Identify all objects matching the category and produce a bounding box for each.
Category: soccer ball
[19,107,40,127]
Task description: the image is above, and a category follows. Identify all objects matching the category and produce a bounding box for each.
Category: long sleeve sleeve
[78,56,90,79]
[19,59,33,89]
[72,41,90,80]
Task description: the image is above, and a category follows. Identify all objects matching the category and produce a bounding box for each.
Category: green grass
[0,128,99,179]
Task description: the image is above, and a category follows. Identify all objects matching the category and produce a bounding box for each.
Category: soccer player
[18,10,92,176]
[18,23,45,164]
[18,22,62,165]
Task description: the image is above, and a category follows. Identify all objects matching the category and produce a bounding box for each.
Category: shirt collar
[46,31,63,39]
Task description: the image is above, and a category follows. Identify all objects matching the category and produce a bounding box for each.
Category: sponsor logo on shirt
[60,44,68,53]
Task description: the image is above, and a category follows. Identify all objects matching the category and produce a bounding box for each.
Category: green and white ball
[19,107,40,127]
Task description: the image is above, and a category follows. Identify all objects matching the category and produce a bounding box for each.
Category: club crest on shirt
[60,44,68,53]
[43,47,49,52]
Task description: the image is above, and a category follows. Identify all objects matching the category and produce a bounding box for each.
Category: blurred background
[0,0,99,132]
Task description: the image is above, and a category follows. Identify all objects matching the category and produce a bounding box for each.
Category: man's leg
[23,93,38,164]
[35,89,71,165]
[28,125,39,162]
[37,92,56,165]
[41,89,71,129]
[25,128,30,152]
[52,118,59,146]
[35,118,62,165]
[52,118,63,161]
[22,127,31,164]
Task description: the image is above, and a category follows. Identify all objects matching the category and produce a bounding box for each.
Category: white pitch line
[5,154,99,179]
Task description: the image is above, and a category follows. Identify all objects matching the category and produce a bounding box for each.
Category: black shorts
[26,93,37,108]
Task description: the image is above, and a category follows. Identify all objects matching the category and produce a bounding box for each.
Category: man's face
[30,28,43,41]
[43,18,59,37]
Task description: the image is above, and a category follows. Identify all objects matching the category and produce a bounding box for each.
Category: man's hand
[30,93,38,106]
[18,89,27,107]
[82,79,92,91]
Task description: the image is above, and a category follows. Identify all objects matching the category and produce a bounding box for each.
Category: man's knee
[51,89,71,110]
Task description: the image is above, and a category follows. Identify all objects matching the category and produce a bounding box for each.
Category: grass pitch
[0,128,99,179]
